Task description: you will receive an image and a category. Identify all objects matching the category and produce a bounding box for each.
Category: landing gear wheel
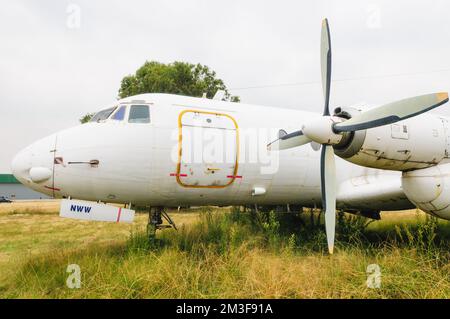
[147,207,178,242]
[147,207,162,241]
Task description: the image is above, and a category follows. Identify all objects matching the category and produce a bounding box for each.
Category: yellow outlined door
[177,110,239,188]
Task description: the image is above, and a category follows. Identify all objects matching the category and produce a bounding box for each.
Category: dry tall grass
[0,203,449,298]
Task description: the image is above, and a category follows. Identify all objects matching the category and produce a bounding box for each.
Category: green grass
[0,205,449,298]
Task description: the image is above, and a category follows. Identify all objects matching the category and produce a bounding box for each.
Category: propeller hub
[302,116,344,145]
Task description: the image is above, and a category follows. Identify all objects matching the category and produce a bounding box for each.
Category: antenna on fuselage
[213,90,226,100]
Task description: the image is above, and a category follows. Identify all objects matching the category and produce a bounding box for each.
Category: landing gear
[147,206,177,240]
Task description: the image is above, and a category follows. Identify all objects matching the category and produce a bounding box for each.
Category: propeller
[320,18,336,255]
[268,18,449,254]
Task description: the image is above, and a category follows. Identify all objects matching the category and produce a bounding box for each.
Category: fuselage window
[90,106,117,123]
[112,105,126,121]
[129,105,150,123]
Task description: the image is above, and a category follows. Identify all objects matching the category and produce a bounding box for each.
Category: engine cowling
[402,163,450,220]
[334,109,448,171]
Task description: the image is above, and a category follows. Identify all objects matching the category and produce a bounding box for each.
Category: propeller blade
[321,18,332,116]
[267,130,312,151]
[321,145,336,254]
[334,92,449,132]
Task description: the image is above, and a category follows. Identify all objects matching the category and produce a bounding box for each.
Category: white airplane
[11,19,450,254]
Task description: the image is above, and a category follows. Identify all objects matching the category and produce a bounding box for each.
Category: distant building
[0,174,50,200]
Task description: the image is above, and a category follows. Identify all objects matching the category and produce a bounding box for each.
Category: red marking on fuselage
[227,175,242,179]
[170,173,188,177]
[117,207,122,222]
[44,185,60,191]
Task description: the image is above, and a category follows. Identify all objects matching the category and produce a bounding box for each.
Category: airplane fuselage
[12,94,426,212]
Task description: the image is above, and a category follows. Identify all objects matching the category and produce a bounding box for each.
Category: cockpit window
[90,106,117,122]
[112,105,127,121]
[128,105,150,123]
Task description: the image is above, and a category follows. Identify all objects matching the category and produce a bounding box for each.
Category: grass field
[0,201,449,298]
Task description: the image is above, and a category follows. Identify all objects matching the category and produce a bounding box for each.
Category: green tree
[79,113,94,124]
[119,61,239,102]
[80,61,239,123]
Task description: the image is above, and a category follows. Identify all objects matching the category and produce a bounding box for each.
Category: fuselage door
[177,110,239,188]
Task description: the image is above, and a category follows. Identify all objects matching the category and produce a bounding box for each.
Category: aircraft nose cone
[11,148,32,184]
[11,134,56,186]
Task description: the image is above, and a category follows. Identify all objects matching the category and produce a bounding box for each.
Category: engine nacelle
[402,163,450,220]
[334,110,448,171]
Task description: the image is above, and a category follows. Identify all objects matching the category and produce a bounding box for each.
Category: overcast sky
[2,0,450,172]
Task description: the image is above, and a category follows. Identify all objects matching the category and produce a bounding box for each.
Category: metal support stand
[147,206,177,241]
[147,206,162,240]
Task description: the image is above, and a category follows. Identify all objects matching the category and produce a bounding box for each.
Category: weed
[0,206,449,298]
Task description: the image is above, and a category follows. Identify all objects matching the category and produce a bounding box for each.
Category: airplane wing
[337,174,414,211]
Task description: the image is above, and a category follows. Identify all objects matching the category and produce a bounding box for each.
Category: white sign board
[60,199,135,223]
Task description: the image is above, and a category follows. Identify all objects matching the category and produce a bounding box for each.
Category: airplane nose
[11,147,32,184]
[11,135,56,186]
